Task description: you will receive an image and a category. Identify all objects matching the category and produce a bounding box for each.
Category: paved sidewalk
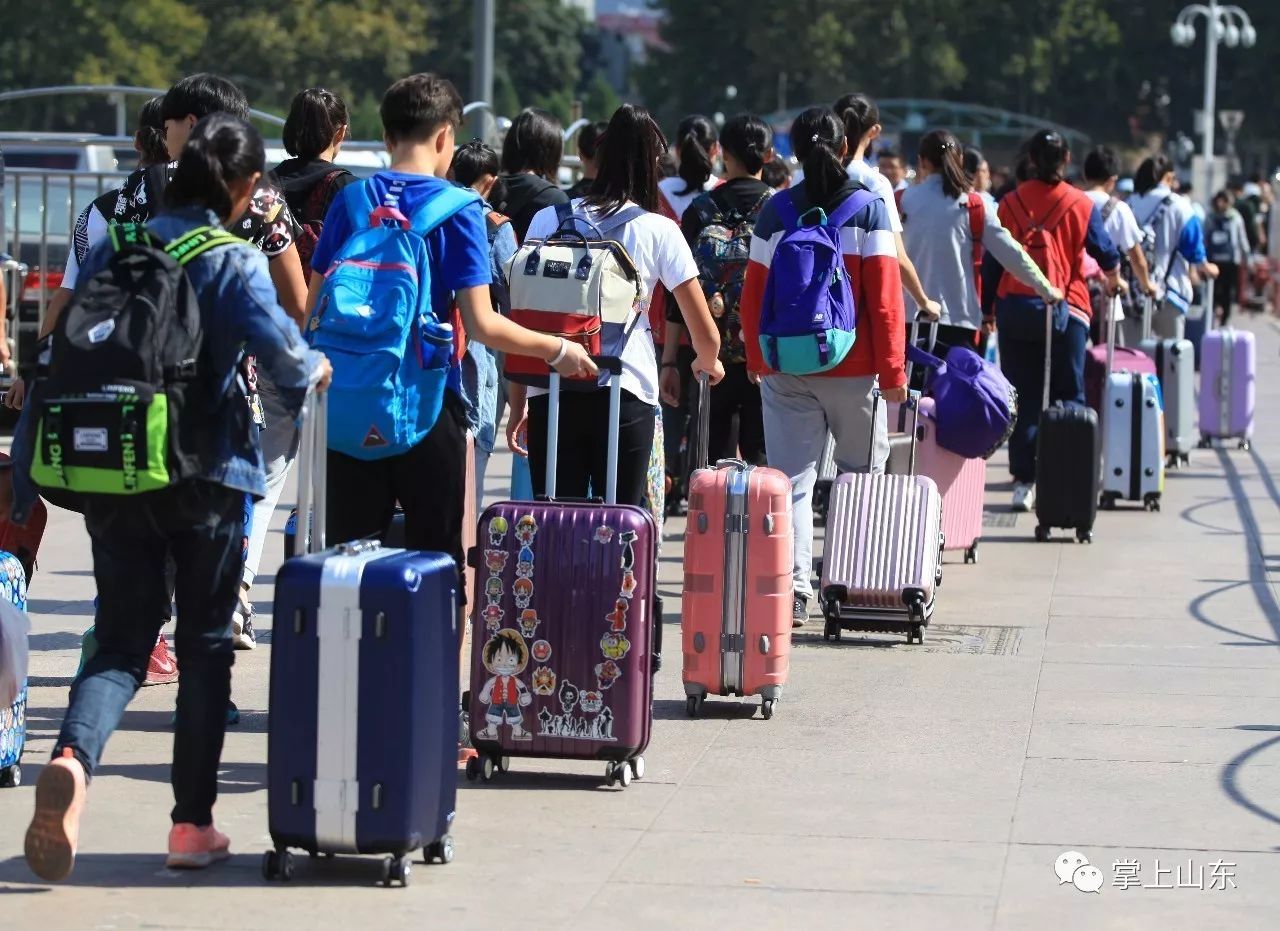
[2,318,1279,929]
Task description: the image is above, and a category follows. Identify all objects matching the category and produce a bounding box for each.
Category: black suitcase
[1032,305,1099,543]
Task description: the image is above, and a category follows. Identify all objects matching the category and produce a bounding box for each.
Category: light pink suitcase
[885,396,984,563]
[819,392,944,645]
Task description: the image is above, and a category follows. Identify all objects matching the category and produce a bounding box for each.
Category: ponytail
[1027,130,1070,185]
[283,87,349,160]
[134,96,170,166]
[791,107,846,208]
[674,114,717,196]
[918,129,971,199]
[585,103,668,216]
[167,113,264,221]
[719,113,772,175]
[833,93,879,155]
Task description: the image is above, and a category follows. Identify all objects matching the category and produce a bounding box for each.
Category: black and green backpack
[30,222,238,496]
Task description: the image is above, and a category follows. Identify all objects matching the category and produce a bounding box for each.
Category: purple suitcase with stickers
[466,360,658,788]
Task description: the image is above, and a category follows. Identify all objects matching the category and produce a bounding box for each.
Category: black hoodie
[497,173,569,243]
[273,157,357,226]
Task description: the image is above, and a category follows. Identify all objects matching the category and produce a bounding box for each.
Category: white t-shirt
[657,175,717,222]
[790,159,903,233]
[61,203,110,291]
[524,198,699,406]
[1085,188,1141,254]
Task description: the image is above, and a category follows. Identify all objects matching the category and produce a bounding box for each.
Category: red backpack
[1003,189,1073,296]
[295,169,348,284]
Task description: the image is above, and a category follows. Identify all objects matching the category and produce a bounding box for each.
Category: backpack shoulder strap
[1039,188,1075,233]
[107,221,150,252]
[344,178,378,231]
[1006,189,1032,232]
[162,226,241,266]
[1102,195,1120,222]
[826,186,877,228]
[965,192,984,245]
[409,185,482,236]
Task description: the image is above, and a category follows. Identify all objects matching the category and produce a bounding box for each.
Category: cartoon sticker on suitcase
[477,630,533,740]
[537,681,615,741]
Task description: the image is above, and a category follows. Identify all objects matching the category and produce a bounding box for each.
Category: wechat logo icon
[1055,850,1103,893]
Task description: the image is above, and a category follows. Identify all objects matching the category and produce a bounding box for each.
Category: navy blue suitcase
[263,392,460,887]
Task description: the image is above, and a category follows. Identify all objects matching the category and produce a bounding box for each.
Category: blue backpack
[758,187,875,374]
[308,181,479,459]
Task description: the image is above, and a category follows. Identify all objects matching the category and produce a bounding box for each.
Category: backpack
[450,210,512,364]
[758,187,874,374]
[504,203,643,391]
[965,192,985,303]
[29,222,238,496]
[1205,211,1237,264]
[294,169,348,284]
[907,341,1017,460]
[307,181,480,460]
[1003,189,1075,295]
[689,187,772,364]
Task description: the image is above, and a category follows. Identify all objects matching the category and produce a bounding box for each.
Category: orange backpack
[1003,189,1073,296]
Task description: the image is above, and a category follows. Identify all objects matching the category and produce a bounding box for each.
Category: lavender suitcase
[467,360,657,788]
[1198,327,1255,449]
[819,393,944,644]
[266,392,460,887]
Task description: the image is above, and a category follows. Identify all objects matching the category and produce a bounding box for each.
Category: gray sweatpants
[761,373,888,600]
[243,379,298,589]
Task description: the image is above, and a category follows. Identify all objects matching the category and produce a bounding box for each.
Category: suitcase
[886,321,985,564]
[819,392,944,645]
[1084,296,1157,414]
[265,391,461,887]
[0,551,28,788]
[681,377,792,719]
[1138,336,1194,467]
[1034,303,1100,543]
[1198,326,1255,449]
[0,453,46,584]
[466,359,658,788]
[1099,295,1165,510]
[812,432,837,525]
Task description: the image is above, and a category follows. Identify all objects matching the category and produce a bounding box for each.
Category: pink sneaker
[165,823,231,870]
[24,748,88,882]
[144,635,179,687]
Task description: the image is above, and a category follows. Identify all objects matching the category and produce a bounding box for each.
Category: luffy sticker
[515,515,538,545]
[477,630,533,741]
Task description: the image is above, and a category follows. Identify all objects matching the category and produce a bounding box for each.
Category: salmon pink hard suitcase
[820,392,943,644]
[681,378,792,719]
[467,360,658,788]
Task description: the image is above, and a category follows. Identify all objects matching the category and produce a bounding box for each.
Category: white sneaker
[231,602,257,651]
[1011,483,1036,512]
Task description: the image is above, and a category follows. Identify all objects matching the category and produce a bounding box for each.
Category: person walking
[1205,189,1250,325]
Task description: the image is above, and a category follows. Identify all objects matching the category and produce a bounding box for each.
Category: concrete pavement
[2,317,1280,929]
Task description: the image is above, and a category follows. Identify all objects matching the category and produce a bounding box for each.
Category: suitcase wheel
[1198,434,1213,449]
[1143,494,1161,513]
[465,755,499,782]
[1099,493,1117,511]
[1239,439,1251,451]
[423,835,454,865]
[1076,528,1093,544]
[629,756,646,780]
[761,698,777,720]
[0,764,21,788]
[382,854,413,888]
[262,848,294,882]
[605,761,632,788]
[822,618,843,643]
[1034,524,1050,543]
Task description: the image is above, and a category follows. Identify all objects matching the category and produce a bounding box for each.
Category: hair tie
[811,133,820,143]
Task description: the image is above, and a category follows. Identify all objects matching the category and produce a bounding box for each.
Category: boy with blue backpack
[306,73,595,562]
[739,108,907,626]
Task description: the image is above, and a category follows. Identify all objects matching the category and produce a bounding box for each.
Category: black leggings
[704,363,766,466]
[1214,262,1240,324]
[527,388,656,507]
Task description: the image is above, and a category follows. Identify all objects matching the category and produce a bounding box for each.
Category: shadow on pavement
[0,852,408,889]
[651,697,757,721]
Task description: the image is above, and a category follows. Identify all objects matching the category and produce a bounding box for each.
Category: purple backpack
[907,342,1018,459]
[758,187,875,374]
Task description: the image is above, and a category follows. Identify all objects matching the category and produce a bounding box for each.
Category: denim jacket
[10,207,322,521]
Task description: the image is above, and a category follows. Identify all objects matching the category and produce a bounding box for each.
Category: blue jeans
[55,481,244,826]
[996,301,1088,484]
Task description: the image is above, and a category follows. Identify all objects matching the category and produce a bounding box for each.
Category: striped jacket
[739,182,907,388]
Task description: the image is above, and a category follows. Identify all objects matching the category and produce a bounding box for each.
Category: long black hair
[1027,130,1070,185]
[167,113,264,220]
[283,87,349,160]
[1134,154,1174,195]
[135,96,169,166]
[918,129,971,199]
[833,93,879,158]
[674,114,717,195]
[585,104,668,216]
[501,108,563,181]
[791,107,846,208]
[719,113,771,175]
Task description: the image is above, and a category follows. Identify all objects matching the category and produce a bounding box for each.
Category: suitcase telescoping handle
[1042,299,1053,412]
[869,387,922,476]
[294,387,328,556]
[546,355,624,504]
[1105,294,1120,377]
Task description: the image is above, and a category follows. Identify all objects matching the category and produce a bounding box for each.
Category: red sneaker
[144,634,179,687]
[165,823,231,870]
[24,748,87,882]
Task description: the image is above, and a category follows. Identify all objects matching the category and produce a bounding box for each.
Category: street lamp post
[1171,1,1257,199]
